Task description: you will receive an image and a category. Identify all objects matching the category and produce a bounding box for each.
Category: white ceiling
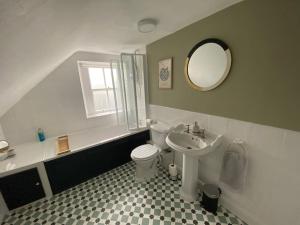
[0,0,241,117]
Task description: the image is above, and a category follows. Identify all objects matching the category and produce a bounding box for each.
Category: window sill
[86,110,123,119]
[87,111,116,119]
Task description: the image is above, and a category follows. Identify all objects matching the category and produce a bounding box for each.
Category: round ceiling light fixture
[137,18,157,33]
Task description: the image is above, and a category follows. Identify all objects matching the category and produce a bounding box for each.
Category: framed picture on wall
[158,58,172,89]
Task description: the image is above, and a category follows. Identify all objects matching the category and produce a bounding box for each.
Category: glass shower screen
[120,53,147,130]
[110,60,125,125]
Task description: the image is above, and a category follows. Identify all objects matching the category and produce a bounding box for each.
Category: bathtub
[0,125,150,213]
[0,125,148,176]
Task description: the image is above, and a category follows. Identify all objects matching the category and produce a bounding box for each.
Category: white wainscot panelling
[149,105,209,128]
[226,118,252,141]
[149,104,300,225]
[282,130,300,173]
[248,124,285,159]
[207,115,229,135]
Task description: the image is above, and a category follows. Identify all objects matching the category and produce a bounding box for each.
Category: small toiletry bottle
[37,128,46,142]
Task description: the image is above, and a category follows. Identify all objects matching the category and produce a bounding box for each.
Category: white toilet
[131,121,171,182]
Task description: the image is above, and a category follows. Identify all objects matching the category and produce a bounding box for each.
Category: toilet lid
[131,144,158,160]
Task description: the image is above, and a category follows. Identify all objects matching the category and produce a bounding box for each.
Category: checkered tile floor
[2,162,246,225]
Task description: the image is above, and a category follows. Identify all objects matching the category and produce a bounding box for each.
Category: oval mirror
[0,140,9,152]
[184,38,232,91]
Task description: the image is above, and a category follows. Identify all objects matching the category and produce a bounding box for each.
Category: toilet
[131,121,171,182]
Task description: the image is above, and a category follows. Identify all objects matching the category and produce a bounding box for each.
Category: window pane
[104,68,113,88]
[88,68,105,89]
[112,68,119,88]
[107,90,116,110]
[93,90,116,113]
[93,90,108,111]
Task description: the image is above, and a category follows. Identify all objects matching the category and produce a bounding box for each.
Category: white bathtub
[0,125,148,176]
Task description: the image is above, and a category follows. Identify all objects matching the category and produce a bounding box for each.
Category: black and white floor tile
[2,162,246,225]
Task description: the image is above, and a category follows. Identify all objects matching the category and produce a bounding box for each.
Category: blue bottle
[37,128,46,142]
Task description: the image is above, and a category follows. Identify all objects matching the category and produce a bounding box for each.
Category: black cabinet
[44,149,90,194]
[0,168,45,210]
[45,130,150,194]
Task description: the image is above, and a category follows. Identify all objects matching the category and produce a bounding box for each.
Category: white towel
[220,139,247,191]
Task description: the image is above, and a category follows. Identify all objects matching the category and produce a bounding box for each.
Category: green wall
[147,0,300,131]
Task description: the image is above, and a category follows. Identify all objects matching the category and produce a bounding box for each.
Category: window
[78,61,122,118]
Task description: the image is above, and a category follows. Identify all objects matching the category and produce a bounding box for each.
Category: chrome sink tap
[185,124,190,133]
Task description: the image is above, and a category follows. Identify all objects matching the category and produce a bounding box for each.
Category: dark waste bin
[201,184,222,215]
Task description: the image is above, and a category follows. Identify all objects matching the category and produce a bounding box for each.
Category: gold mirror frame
[184,38,232,91]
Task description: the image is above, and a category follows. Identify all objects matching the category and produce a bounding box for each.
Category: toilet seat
[131,144,158,161]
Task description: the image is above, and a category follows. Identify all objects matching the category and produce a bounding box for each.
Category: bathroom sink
[166,124,223,202]
[166,124,222,156]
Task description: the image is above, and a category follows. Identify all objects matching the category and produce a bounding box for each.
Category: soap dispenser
[37,128,46,142]
[192,121,200,134]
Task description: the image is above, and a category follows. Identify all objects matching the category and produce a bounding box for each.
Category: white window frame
[77,61,118,118]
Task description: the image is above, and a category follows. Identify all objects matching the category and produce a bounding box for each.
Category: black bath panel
[0,168,45,210]
[44,130,150,194]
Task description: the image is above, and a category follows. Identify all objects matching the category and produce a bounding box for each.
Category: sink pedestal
[180,154,199,202]
[166,124,223,202]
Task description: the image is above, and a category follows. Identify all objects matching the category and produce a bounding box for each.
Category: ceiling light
[137,18,157,33]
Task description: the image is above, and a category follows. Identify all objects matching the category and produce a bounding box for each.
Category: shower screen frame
[120,53,148,131]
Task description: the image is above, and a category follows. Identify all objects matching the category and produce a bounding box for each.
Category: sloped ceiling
[0,0,241,117]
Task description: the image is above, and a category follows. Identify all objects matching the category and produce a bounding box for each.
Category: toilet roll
[169,164,177,177]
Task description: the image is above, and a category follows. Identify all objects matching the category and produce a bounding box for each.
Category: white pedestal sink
[166,124,223,202]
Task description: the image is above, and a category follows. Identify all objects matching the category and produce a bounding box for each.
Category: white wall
[0,51,121,145]
[149,104,300,225]
[0,124,4,140]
